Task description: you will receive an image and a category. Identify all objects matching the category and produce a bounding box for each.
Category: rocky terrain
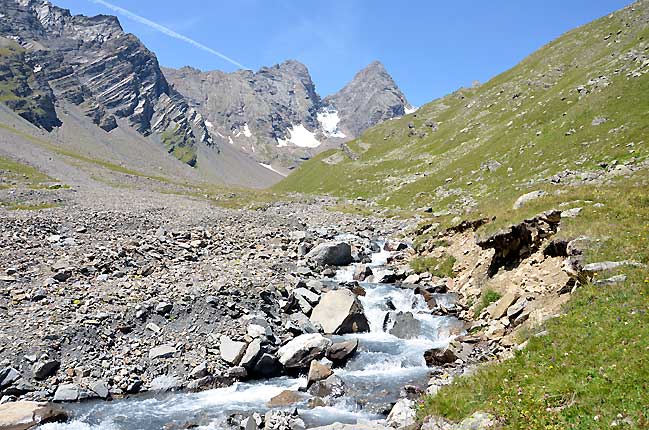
[0,151,626,430]
[163,60,412,171]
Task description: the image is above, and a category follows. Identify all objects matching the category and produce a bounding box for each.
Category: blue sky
[56,0,632,106]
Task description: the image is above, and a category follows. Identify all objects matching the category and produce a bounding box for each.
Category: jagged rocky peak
[164,58,412,169]
[0,0,215,166]
[324,60,413,137]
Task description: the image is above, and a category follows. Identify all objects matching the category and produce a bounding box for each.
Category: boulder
[89,380,110,399]
[326,339,359,366]
[0,401,68,430]
[149,344,176,360]
[0,367,21,388]
[308,360,333,385]
[384,240,409,252]
[306,242,353,266]
[277,334,332,370]
[424,343,460,366]
[32,360,60,380]
[512,190,546,210]
[149,375,183,392]
[240,339,262,368]
[53,384,80,402]
[307,374,346,398]
[219,336,247,365]
[252,353,283,378]
[486,292,519,320]
[386,398,417,429]
[388,312,422,339]
[267,389,309,407]
[287,312,319,335]
[310,290,370,334]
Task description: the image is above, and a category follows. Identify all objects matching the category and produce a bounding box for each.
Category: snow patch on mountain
[259,163,286,176]
[405,105,418,114]
[276,124,321,148]
[317,108,346,138]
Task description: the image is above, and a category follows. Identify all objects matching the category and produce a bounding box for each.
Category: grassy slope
[420,170,649,429]
[275,2,648,212]
[277,2,649,428]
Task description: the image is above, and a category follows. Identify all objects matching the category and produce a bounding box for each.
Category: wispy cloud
[89,0,248,70]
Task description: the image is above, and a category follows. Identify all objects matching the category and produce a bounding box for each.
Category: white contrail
[89,0,248,70]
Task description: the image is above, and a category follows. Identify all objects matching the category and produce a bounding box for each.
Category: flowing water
[39,242,462,430]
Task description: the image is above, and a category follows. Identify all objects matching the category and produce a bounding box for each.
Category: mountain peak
[324,60,410,137]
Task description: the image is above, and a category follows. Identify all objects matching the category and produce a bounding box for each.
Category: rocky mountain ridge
[163,59,413,169]
[0,0,215,166]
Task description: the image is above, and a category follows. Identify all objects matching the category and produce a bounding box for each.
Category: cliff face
[0,0,215,166]
[163,61,322,168]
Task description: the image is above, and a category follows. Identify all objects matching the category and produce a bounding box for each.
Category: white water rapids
[39,241,462,430]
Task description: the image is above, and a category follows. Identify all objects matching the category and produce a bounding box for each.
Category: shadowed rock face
[323,61,413,138]
[0,0,215,165]
[164,60,411,168]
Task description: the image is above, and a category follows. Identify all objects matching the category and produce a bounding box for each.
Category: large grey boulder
[306,242,353,266]
[240,339,262,368]
[149,375,183,392]
[310,289,370,334]
[277,334,332,370]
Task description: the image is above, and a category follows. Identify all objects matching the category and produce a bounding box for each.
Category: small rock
[219,336,247,366]
[386,398,416,429]
[155,302,173,315]
[33,360,60,380]
[326,339,359,366]
[307,360,333,385]
[89,381,110,399]
[267,390,308,408]
[149,344,176,360]
[53,384,80,402]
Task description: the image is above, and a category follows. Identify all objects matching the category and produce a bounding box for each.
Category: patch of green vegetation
[410,255,457,277]
[0,155,56,188]
[418,170,649,429]
[160,125,197,166]
[473,289,502,318]
[4,202,59,211]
